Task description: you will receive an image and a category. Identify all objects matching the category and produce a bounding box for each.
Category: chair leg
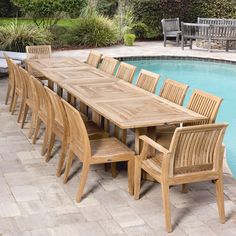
[41,125,49,156]
[5,84,11,105]
[9,89,15,112]
[181,36,184,50]
[32,117,41,144]
[76,162,90,203]
[161,183,172,233]
[28,113,37,138]
[63,149,74,184]
[45,132,56,162]
[21,104,29,129]
[17,98,25,123]
[215,177,225,224]
[164,35,167,47]
[128,159,134,196]
[134,157,142,200]
[11,93,18,115]
[56,139,68,177]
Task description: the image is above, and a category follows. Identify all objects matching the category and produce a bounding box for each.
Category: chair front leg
[63,149,74,184]
[17,98,25,123]
[215,177,225,224]
[56,138,68,177]
[45,132,56,162]
[21,103,29,129]
[5,84,11,105]
[161,182,172,233]
[41,124,50,156]
[128,158,134,196]
[134,156,142,200]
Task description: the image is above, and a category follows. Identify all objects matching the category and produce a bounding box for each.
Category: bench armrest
[139,135,170,154]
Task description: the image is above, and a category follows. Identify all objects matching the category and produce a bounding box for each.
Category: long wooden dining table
[25,57,207,154]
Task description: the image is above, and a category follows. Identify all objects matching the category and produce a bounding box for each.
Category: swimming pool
[127,58,236,177]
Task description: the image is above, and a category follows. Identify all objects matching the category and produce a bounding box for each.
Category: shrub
[124,33,135,46]
[97,0,119,17]
[71,15,119,47]
[0,21,52,52]
[131,22,149,39]
[12,0,87,28]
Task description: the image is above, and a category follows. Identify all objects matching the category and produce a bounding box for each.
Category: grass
[0,18,78,28]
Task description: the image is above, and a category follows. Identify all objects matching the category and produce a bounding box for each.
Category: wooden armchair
[86,50,102,68]
[3,53,15,111]
[26,45,52,79]
[116,62,136,83]
[44,87,109,177]
[136,69,160,93]
[99,56,119,75]
[159,79,189,105]
[62,99,135,202]
[134,123,228,233]
[161,18,181,47]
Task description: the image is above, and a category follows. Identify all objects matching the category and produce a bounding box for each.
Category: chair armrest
[139,135,170,154]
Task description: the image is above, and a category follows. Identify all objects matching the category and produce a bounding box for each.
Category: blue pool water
[127,59,236,177]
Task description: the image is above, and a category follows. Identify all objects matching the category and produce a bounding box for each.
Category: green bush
[131,22,149,39]
[124,33,135,46]
[0,21,52,52]
[97,0,119,17]
[71,15,119,47]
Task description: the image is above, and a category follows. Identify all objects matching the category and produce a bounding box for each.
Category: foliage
[97,0,119,18]
[124,33,135,46]
[132,0,236,38]
[71,15,119,47]
[0,21,52,52]
[12,0,86,28]
[114,0,134,40]
[0,0,19,17]
[130,22,149,39]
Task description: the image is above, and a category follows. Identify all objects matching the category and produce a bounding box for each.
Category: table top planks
[25,57,207,129]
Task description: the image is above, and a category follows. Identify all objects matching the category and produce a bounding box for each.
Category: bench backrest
[198,17,236,26]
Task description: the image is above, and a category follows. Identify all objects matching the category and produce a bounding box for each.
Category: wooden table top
[25,57,207,129]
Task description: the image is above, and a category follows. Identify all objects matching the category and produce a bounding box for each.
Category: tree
[12,0,87,28]
[0,0,19,17]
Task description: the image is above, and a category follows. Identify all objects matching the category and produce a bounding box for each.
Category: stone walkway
[1,42,236,235]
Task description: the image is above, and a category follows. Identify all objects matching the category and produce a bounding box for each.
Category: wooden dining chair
[159,79,189,105]
[116,62,136,83]
[10,60,25,120]
[19,68,39,138]
[134,123,228,233]
[86,50,102,68]
[31,77,52,156]
[136,69,160,93]
[4,54,15,111]
[62,99,135,202]
[156,89,223,149]
[26,45,52,80]
[99,56,119,75]
[44,87,109,177]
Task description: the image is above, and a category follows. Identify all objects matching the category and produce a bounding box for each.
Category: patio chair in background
[26,45,52,81]
[134,123,228,233]
[136,69,160,93]
[44,87,109,177]
[86,50,102,68]
[62,99,135,202]
[116,62,136,83]
[99,56,119,75]
[159,79,189,105]
[161,18,181,47]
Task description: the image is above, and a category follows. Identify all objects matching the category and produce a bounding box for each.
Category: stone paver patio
[0,41,236,235]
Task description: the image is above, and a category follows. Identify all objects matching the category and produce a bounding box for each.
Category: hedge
[132,0,236,38]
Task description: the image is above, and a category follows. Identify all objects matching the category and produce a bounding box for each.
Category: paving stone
[123,225,158,236]
[11,185,41,202]
[0,202,21,218]
[80,205,111,221]
[99,219,124,235]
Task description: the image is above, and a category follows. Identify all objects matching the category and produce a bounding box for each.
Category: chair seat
[91,137,134,161]
[165,31,181,36]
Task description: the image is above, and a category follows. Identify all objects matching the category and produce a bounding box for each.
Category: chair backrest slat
[26,45,52,59]
[186,90,223,125]
[86,50,102,68]
[99,56,118,75]
[136,69,160,93]
[168,123,227,177]
[159,79,189,105]
[116,62,136,83]
[62,100,91,159]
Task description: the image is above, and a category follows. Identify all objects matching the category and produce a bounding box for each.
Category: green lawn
[0,18,77,28]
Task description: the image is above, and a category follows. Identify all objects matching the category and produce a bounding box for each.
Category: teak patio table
[25,57,207,153]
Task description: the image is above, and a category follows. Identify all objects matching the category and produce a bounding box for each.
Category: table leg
[135,128,147,154]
